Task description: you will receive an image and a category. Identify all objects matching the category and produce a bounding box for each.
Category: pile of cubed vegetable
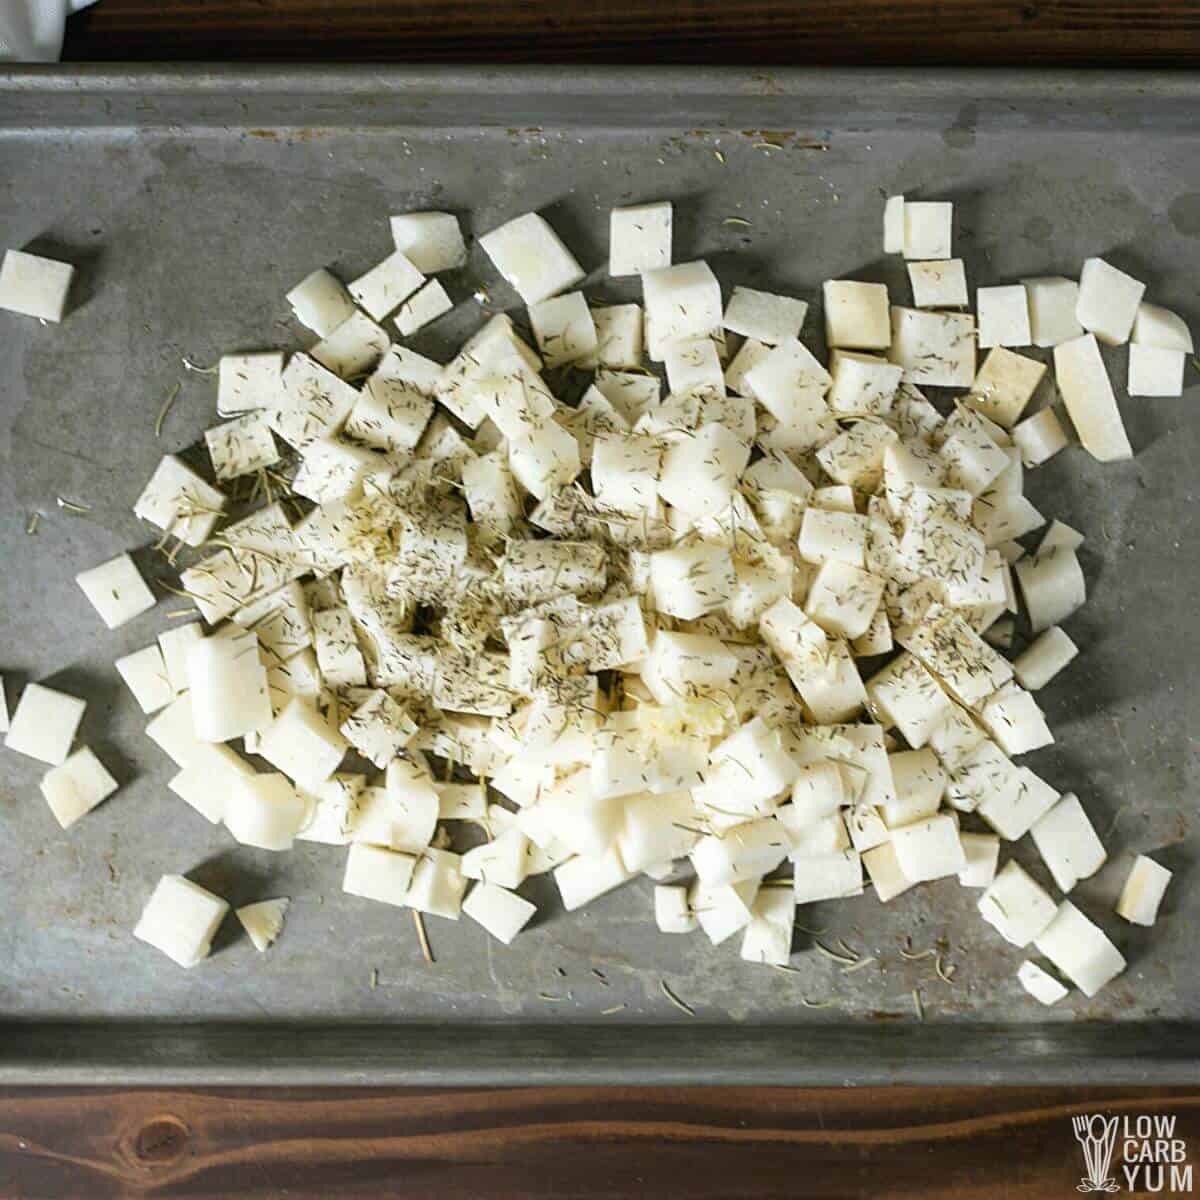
[0,193,1186,1000]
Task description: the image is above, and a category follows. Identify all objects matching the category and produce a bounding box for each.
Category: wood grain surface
[62,0,1200,65]
[0,1085,1196,1198]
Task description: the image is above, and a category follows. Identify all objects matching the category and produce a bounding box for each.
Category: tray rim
[2,62,1197,1085]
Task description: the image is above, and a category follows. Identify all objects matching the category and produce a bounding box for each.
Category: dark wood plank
[1,1086,1198,1198]
[62,0,1200,66]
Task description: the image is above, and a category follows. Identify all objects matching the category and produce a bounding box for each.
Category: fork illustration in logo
[1073,1114,1121,1193]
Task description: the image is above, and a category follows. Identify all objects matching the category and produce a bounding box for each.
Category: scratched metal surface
[0,69,1197,1047]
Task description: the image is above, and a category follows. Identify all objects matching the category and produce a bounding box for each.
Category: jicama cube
[828,352,903,418]
[1030,792,1106,893]
[185,631,271,742]
[133,875,228,967]
[691,817,790,886]
[977,681,1053,755]
[39,746,118,829]
[217,351,285,418]
[5,682,85,766]
[115,644,173,715]
[225,772,306,850]
[1017,960,1069,1006]
[346,249,424,322]
[463,882,536,944]
[508,420,582,500]
[310,607,366,687]
[976,285,1031,348]
[501,539,606,605]
[134,454,226,547]
[783,762,842,827]
[1022,276,1082,347]
[345,351,435,454]
[902,201,952,260]
[406,848,467,919]
[146,693,205,767]
[480,212,584,305]
[584,303,644,369]
[887,308,975,388]
[726,556,794,629]
[343,842,417,906]
[943,737,1017,814]
[287,267,356,336]
[555,847,633,911]
[1012,625,1077,692]
[258,696,348,790]
[907,606,1013,707]
[740,887,795,967]
[1012,407,1068,468]
[1116,854,1172,926]
[1053,331,1132,461]
[74,552,156,631]
[311,310,390,379]
[389,211,467,273]
[433,780,486,821]
[722,285,807,345]
[609,200,672,276]
[654,884,697,933]
[292,438,380,507]
[1133,301,1193,351]
[793,850,863,904]
[966,348,1046,429]
[394,278,453,336]
[939,409,1011,496]
[978,765,1059,841]
[927,701,987,771]
[1128,344,1185,397]
[650,541,734,619]
[881,194,906,253]
[168,747,256,825]
[642,260,722,354]
[803,560,884,640]
[657,421,749,519]
[845,803,889,853]
[866,652,951,748]
[798,508,868,568]
[1034,901,1125,996]
[663,336,724,395]
[1076,256,1144,345]
[529,291,598,367]
[593,369,661,424]
[273,353,361,449]
[618,790,701,872]
[862,841,914,902]
[851,605,893,656]
[957,831,1000,888]
[1014,548,1085,632]
[237,898,289,952]
[592,432,662,515]
[907,259,967,308]
[461,827,531,892]
[691,878,760,944]
[339,689,416,768]
[823,280,890,350]
[205,412,280,481]
[580,596,649,671]
[978,860,1057,946]
[724,337,771,395]
[235,582,312,664]
[882,749,945,827]
[0,248,74,321]
[890,813,965,882]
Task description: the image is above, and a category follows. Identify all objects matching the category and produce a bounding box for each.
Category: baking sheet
[0,66,1197,1082]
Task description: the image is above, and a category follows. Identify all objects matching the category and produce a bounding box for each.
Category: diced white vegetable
[339,689,416,768]
[862,841,914,902]
[691,817,790,886]
[1132,301,1193,352]
[724,336,772,396]
[845,803,889,853]
[343,842,417,906]
[978,859,1057,946]
[508,420,582,500]
[217,351,285,418]
[907,259,967,308]
[480,212,584,305]
[311,310,390,379]
[312,606,367,687]
[1012,625,1077,692]
[185,631,271,742]
[649,541,733,619]
[882,749,945,827]
[168,747,254,825]
[888,307,975,388]
[1030,792,1106,893]
[866,651,951,749]
[461,827,530,891]
[394,278,454,336]
[609,201,672,276]
[463,882,536,944]
[5,681,85,766]
[883,195,905,253]
[828,352,903,418]
[966,348,1046,429]
[225,773,305,850]
[134,454,226,547]
[691,878,760,944]
[528,290,598,367]
[907,605,1013,708]
[618,790,700,873]
[39,746,118,829]
[0,247,75,321]
[890,813,964,882]
[287,267,356,336]
[1014,547,1085,632]
[555,847,632,911]
[1017,960,1069,1006]
[1116,854,1172,926]
[1022,277,1083,348]
[406,848,467,919]
[347,249,424,322]
[740,887,795,967]
[133,874,228,968]
[1034,901,1125,997]
[1056,333,1128,463]
[783,809,850,859]
[390,211,467,273]
[823,280,890,350]
[237,898,289,952]
[723,285,808,345]
[345,348,435,454]
[579,302,644,369]
[797,508,868,568]
[663,335,724,395]
[1075,256,1144,345]
[978,681,1053,756]
[1128,344,1185,397]
[957,832,1000,888]
[642,260,722,355]
[976,285,1031,349]
[258,696,348,791]
[1012,407,1068,468]
[654,884,697,933]
[115,644,173,715]
[657,421,749,519]
[273,353,361,450]
[73,552,157,631]
[205,412,281,481]
[978,765,1059,841]
[902,201,952,260]
[592,432,662,515]
[793,850,863,904]
[804,560,884,640]
[938,408,1011,496]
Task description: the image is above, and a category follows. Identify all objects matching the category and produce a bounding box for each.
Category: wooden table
[10,3,1195,1196]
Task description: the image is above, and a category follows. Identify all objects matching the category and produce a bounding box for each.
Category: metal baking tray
[1,66,1197,1084]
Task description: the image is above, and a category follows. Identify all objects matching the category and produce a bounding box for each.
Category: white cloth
[0,0,96,61]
